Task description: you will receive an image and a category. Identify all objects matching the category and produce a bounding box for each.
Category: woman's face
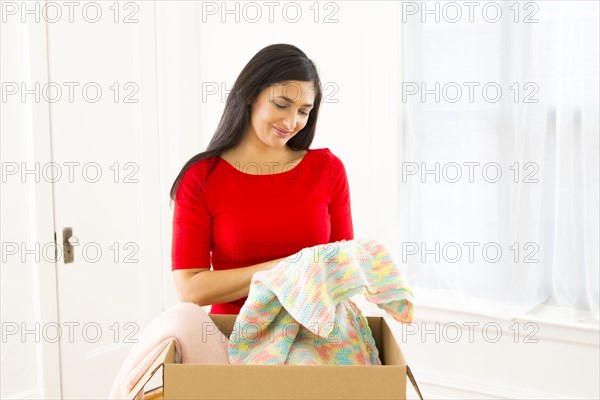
[247,81,316,148]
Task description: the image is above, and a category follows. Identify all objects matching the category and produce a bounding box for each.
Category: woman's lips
[273,125,292,137]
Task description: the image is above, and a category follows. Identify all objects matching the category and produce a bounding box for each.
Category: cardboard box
[129,314,423,400]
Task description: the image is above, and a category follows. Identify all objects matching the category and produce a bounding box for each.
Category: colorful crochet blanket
[227,238,414,365]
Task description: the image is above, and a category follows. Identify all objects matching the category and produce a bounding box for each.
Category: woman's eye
[274,102,308,116]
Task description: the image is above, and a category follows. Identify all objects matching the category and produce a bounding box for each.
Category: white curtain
[400,0,599,320]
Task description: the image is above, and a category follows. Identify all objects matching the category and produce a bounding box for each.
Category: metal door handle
[62,227,78,264]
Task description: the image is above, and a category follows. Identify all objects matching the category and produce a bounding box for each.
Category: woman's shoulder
[308,147,346,167]
[178,156,220,194]
[184,156,220,177]
[308,147,340,160]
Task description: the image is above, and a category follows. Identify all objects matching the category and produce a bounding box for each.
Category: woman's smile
[273,125,293,138]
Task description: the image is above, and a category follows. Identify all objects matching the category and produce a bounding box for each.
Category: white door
[1,11,62,400]
[46,2,162,398]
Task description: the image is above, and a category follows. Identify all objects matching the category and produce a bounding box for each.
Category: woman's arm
[172,257,283,306]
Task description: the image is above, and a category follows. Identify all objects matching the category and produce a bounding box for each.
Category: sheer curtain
[400,1,599,320]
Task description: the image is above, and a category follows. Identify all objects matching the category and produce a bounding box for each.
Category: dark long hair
[169,44,323,203]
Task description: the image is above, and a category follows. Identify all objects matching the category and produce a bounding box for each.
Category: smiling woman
[169,44,323,194]
[218,80,316,175]
[169,44,354,316]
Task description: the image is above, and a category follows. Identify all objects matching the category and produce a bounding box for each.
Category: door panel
[46,2,163,398]
[1,13,61,400]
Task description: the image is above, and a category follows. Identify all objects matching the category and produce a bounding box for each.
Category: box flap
[407,366,424,400]
[208,314,238,338]
[127,339,176,400]
[381,318,424,400]
[381,317,407,366]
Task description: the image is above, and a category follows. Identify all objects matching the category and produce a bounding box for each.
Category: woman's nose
[283,114,297,131]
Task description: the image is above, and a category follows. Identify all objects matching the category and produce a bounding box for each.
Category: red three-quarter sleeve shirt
[171,147,354,314]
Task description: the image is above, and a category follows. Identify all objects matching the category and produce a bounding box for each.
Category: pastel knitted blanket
[228,238,414,365]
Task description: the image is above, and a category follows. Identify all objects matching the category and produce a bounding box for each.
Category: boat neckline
[217,148,312,177]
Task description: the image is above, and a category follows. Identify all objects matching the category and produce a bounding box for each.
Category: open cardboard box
[129,314,423,400]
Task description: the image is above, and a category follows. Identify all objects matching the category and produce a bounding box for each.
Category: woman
[170,43,354,315]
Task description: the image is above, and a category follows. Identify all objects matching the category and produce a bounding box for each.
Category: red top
[171,147,354,314]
